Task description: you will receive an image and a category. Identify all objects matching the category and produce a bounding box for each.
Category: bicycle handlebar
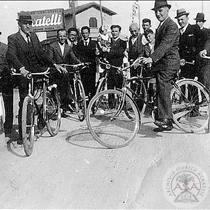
[201,55,210,59]
[60,62,91,68]
[99,58,139,73]
[11,67,51,79]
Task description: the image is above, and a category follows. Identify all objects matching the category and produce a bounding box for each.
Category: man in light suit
[6,11,63,144]
[48,29,81,117]
[141,0,180,132]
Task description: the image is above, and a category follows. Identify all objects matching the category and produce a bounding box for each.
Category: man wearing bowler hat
[6,11,64,145]
[175,8,202,80]
[140,0,180,132]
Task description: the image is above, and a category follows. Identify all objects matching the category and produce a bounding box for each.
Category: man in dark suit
[141,0,180,132]
[175,8,202,79]
[199,39,210,91]
[6,11,63,144]
[48,29,81,117]
[77,26,97,101]
[105,25,127,90]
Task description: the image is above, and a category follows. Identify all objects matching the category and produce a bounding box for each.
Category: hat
[151,0,171,11]
[16,11,32,22]
[175,8,189,19]
[194,13,206,22]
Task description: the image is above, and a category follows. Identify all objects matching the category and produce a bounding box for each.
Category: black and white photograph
[0,0,210,209]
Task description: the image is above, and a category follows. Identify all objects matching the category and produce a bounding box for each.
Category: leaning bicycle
[11,68,61,156]
[86,60,209,148]
[61,62,90,121]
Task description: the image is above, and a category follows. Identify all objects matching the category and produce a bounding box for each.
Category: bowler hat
[16,11,32,22]
[151,0,171,11]
[194,13,206,22]
[175,8,189,19]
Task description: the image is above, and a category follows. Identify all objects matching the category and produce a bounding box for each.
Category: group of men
[127,0,210,132]
[1,0,210,145]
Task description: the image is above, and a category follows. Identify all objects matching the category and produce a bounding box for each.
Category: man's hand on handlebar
[20,66,29,77]
[199,50,207,58]
[54,64,68,74]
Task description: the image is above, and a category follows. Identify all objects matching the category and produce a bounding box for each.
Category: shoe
[153,119,173,132]
[154,118,172,127]
[153,123,173,132]
[17,139,23,145]
[5,133,11,144]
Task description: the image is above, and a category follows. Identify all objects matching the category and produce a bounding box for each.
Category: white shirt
[20,29,30,43]
[58,42,65,56]
[180,23,189,35]
[83,38,90,46]
[131,36,138,45]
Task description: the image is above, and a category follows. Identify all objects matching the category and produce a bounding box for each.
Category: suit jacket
[77,39,97,64]
[6,31,54,71]
[48,41,80,65]
[128,34,144,61]
[179,24,202,62]
[106,37,127,67]
[151,17,180,71]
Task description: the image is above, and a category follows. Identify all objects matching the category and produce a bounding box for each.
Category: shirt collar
[180,23,189,34]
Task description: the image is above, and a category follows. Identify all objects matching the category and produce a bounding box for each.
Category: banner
[27,8,65,32]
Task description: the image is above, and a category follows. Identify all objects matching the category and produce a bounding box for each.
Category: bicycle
[11,68,61,156]
[86,60,209,148]
[60,62,90,121]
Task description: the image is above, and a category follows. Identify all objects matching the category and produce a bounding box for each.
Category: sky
[0,1,209,44]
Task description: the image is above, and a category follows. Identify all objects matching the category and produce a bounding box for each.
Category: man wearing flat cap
[140,0,180,132]
[175,8,202,80]
[6,11,64,145]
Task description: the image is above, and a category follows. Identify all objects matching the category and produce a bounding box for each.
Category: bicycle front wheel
[74,80,86,121]
[96,77,106,94]
[86,89,140,148]
[133,79,147,113]
[22,96,35,156]
[45,88,61,136]
[171,79,209,133]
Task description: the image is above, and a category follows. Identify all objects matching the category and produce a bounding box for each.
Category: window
[89,17,97,28]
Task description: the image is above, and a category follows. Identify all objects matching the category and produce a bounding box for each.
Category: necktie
[85,41,88,46]
[26,34,30,44]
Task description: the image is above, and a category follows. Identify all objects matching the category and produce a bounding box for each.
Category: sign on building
[29,8,65,32]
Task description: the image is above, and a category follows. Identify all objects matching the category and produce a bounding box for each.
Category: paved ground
[0,90,210,209]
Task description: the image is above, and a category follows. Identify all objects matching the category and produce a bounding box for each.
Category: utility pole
[69,0,76,28]
[99,0,103,26]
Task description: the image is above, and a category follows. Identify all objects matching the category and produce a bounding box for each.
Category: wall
[65,7,113,39]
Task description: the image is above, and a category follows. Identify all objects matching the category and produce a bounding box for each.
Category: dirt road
[0,90,210,209]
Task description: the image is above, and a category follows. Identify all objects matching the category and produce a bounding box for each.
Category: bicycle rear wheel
[45,88,61,136]
[86,89,140,148]
[171,79,209,133]
[74,80,86,121]
[22,96,35,156]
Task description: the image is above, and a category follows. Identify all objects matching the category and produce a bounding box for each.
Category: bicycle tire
[171,79,209,133]
[22,96,35,156]
[132,79,147,114]
[86,89,140,148]
[96,77,106,94]
[74,80,86,121]
[45,88,61,136]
